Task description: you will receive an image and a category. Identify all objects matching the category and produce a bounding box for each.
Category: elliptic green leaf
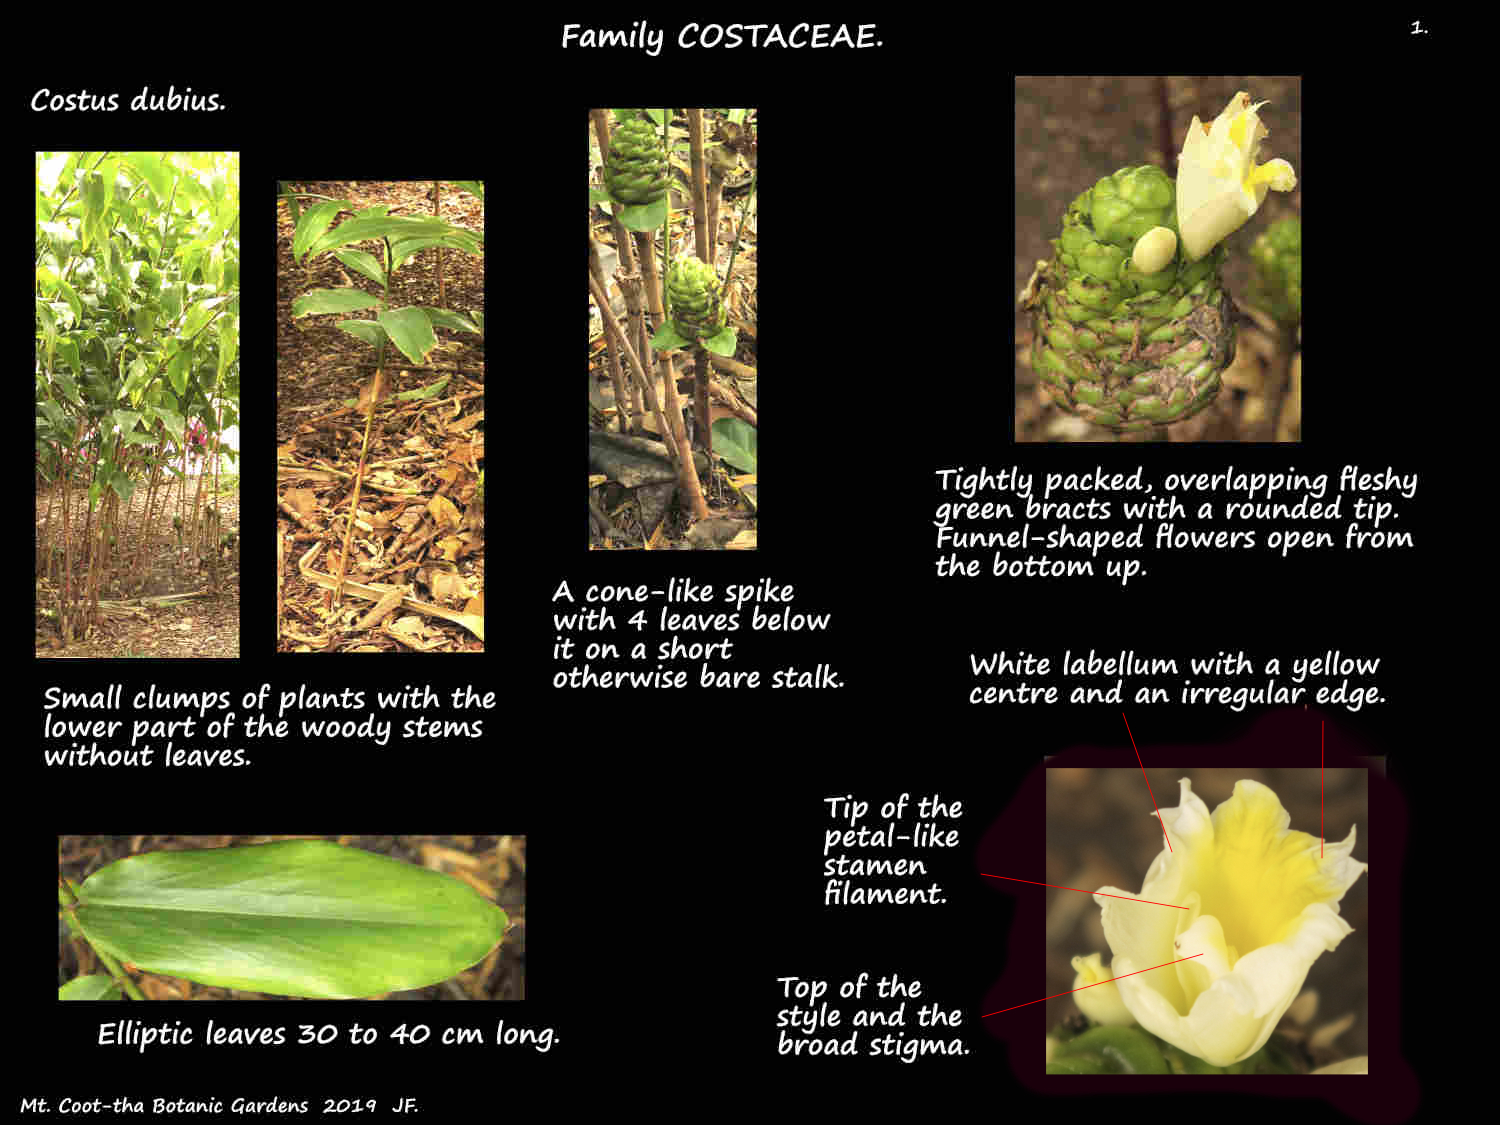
[292,289,382,318]
[292,202,350,264]
[71,841,507,999]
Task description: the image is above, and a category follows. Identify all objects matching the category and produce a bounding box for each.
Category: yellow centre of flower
[1228,109,1255,150]
[1088,777,1362,1068]
[1193,795,1334,961]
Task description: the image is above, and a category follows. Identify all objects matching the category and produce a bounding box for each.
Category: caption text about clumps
[40,684,494,767]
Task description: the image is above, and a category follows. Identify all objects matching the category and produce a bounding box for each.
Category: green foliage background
[35,152,241,504]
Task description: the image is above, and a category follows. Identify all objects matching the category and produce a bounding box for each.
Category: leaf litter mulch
[59,834,525,1001]
[276,182,484,652]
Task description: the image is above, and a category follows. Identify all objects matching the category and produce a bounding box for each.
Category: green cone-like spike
[665,256,726,341]
[1023,165,1233,432]
[1248,217,1301,326]
[605,116,669,205]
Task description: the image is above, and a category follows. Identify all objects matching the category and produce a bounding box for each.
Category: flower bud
[1130,226,1178,274]
[1070,953,1137,1026]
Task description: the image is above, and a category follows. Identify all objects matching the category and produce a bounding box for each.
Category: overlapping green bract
[605,117,669,205]
[665,256,726,341]
[1248,217,1301,325]
[1074,165,1177,254]
[1030,165,1232,432]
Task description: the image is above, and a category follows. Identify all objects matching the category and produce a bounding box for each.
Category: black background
[16,19,1455,1125]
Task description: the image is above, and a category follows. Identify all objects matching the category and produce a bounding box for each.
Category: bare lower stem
[333,393,378,606]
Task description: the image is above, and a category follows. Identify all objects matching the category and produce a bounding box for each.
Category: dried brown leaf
[427,494,462,531]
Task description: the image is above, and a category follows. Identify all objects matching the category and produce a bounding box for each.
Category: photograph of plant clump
[276,182,484,651]
[35,152,241,658]
[1015,77,1301,442]
[589,109,757,549]
[59,835,524,1001]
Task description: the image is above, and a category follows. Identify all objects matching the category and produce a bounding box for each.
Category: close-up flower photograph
[1044,766,1367,1074]
[1016,77,1301,442]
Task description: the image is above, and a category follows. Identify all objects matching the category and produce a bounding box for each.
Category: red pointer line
[984,954,1202,1017]
[981,874,1186,910]
[1122,712,1171,852]
[1320,720,1325,857]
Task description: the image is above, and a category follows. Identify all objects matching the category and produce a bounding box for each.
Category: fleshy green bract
[69,841,507,999]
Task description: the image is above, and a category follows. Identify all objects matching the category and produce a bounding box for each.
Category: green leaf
[108,466,135,504]
[340,375,450,411]
[618,198,667,232]
[308,214,461,259]
[651,321,691,351]
[394,230,482,259]
[121,152,172,206]
[399,375,452,402]
[217,314,239,382]
[380,307,436,366]
[156,399,184,442]
[1051,1026,1169,1074]
[38,399,68,434]
[81,172,107,252]
[702,325,737,357]
[334,249,388,288]
[58,278,84,326]
[167,350,191,397]
[70,841,507,999]
[180,299,219,339]
[426,308,480,335]
[292,202,351,263]
[1046,1054,1109,1074]
[712,417,757,473]
[119,358,151,403]
[59,974,122,1001]
[293,289,382,317]
[338,320,388,350]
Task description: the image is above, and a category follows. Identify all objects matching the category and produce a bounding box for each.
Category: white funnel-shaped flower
[1177,92,1297,260]
[1094,779,1365,1067]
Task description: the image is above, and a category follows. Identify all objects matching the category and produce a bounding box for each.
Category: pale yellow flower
[1177,92,1297,260]
[1094,779,1365,1067]
[1070,952,1136,1027]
